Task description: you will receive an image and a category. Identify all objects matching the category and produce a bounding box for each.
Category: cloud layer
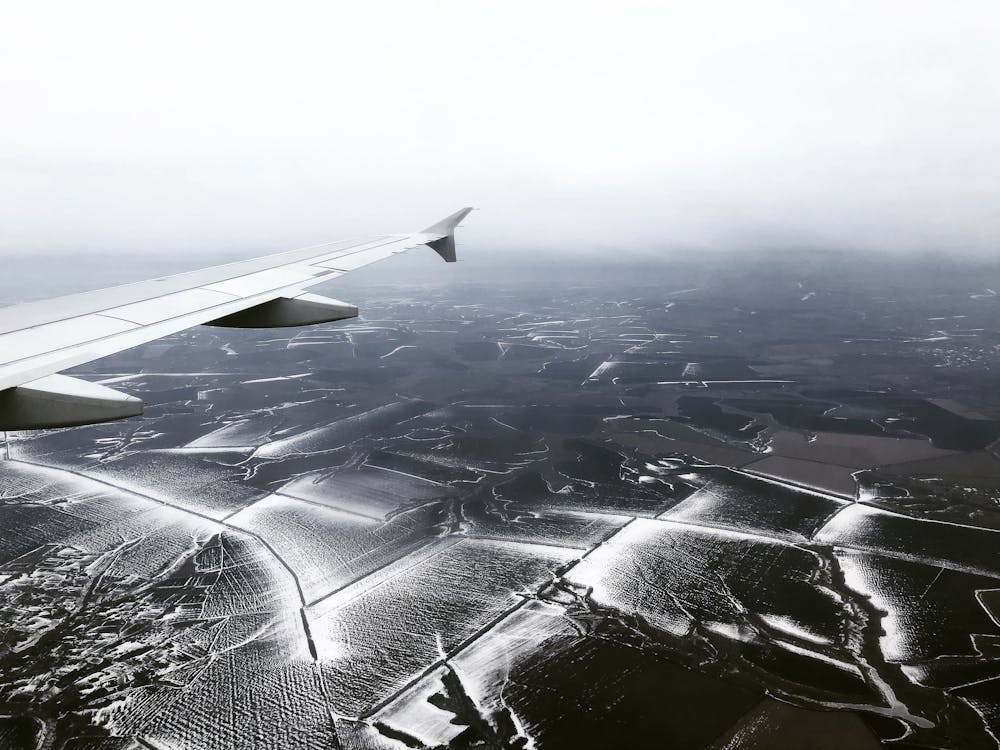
[2,1,999,256]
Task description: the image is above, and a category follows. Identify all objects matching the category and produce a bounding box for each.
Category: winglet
[419,207,473,263]
[422,207,473,237]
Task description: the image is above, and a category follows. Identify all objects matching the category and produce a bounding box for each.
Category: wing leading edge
[0,208,473,430]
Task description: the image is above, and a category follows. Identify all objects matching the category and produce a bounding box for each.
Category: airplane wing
[0,207,472,430]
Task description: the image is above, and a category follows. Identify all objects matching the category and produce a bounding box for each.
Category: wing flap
[0,315,138,363]
[318,245,407,272]
[104,288,236,325]
[203,267,324,297]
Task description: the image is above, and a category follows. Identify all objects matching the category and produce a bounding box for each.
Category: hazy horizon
[2,1,1000,258]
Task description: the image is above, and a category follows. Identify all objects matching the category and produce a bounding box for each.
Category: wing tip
[421,207,474,237]
[421,207,473,263]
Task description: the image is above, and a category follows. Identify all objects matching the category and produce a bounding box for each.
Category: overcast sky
[2,1,999,258]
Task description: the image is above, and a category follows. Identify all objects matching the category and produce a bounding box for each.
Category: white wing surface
[0,208,472,429]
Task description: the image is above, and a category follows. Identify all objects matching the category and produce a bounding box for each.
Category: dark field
[1,252,1000,748]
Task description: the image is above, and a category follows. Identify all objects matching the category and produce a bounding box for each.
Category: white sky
[2,1,999,257]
